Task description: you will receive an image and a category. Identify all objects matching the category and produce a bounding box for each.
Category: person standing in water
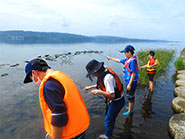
[85,59,125,139]
[140,50,159,93]
[107,45,139,116]
[23,58,90,139]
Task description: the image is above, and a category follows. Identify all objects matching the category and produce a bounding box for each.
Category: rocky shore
[0,50,103,77]
[169,48,185,139]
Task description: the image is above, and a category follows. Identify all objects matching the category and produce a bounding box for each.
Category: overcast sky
[0,0,184,41]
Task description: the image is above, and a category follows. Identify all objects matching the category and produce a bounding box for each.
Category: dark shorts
[148,74,155,81]
[125,88,136,103]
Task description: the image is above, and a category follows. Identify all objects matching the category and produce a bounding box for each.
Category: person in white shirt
[85,59,125,139]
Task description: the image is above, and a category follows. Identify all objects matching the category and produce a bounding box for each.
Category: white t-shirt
[103,73,116,94]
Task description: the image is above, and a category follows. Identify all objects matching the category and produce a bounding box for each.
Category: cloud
[0,0,184,41]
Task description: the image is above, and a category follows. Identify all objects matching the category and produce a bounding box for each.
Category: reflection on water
[120,114,134,139]
[59,55,73,65]
[141,91,155,120]
[0,42,183,139]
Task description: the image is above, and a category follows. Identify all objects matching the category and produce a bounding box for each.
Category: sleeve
[120,58,126,64]
[155,59,159,65]
[44,78,68,127]
[104,74,116,94]
[130,59,137,73]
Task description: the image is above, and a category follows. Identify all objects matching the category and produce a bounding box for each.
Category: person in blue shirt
[107,45,139,116]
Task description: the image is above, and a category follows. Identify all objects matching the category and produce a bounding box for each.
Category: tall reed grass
[174,57,185,70]
[137,49,175,85]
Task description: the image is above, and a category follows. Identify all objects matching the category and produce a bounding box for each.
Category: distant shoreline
[0,30,175,44]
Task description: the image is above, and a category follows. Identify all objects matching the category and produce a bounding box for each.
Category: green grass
[137,49,175,86]
[174,57,185,70]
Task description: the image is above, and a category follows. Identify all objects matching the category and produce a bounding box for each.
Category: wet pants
[105,96,125,139]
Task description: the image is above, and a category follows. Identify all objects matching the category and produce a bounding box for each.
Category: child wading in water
[140,51,159,93]
[107,45,139,116]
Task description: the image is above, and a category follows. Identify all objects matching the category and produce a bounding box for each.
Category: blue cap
[23,58,49,84]
[120,45,135,53]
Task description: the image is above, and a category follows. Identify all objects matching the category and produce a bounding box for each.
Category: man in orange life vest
[85,59,125,139]
[140,51,159,93]
[107,45,139,116]
[23,58,90,139]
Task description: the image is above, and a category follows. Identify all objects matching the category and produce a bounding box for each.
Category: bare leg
[149,81,154,92]
[128,102,134,112]
[148,81,151,90]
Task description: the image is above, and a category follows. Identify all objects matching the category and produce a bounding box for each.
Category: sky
[0,0,184,41]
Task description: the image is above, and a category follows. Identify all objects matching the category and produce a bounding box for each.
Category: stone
[177,74,185,80]
[177,70,185,74]
[1,73,8,77]
[169,113,185,139]
[10,63,19,67]
[176,80,185,87]
[172,97,185,113]
[174,87,185,98]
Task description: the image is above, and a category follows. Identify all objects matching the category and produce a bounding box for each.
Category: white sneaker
[99,134,108,139]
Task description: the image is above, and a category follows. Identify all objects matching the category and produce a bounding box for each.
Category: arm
[44,79,68,139]
[52,126,63,139]
[90,74,115,99]
[140,64,147,69]
[127,72,136,90]
[107,56,121,63]
[90,89,115,99]
[84,84,97,91]
[147,58,159,68]
[148,62,158,68]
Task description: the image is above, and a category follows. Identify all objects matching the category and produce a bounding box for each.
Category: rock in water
[169,113,185,139]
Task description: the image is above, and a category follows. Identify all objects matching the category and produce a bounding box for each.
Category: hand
[127,85,131,91]
[106,56,111,60]
[90,89,100,95]
[140,66,145,69]
[84,86,91,91]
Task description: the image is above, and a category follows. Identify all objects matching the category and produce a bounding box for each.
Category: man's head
[86,59,104,80]
[120,45,135,57]
[148,51,155,57]
[23,58,50,84]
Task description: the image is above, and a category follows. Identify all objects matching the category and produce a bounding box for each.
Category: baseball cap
[23,58,49,84]
[120,45,135,53]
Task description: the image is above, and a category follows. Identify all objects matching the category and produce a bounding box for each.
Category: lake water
[0,42,184,139]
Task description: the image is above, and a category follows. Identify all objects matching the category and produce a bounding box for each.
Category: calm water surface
[0,42,184,139]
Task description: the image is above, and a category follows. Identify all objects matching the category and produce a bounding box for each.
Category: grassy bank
[137,49,175,85]
[174,57,185,70]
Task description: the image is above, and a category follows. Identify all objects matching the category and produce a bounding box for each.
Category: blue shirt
[120,56,139,89]
[44,78,68,127]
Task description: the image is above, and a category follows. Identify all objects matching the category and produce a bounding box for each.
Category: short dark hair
[130,50,134,55]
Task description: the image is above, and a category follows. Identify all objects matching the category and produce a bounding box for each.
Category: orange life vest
[97,67,124,100]
[39,71,90,139]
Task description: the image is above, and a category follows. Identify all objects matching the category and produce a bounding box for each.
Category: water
[0,42,184,139]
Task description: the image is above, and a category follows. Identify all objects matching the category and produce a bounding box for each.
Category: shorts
[148,74,155,81]
[125,88,136,103]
